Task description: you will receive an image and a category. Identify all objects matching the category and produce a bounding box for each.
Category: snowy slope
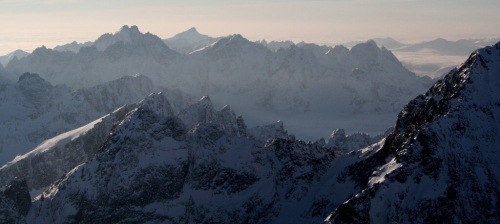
[325,41,500,223]
[0,105,135,194]
[0,73,155,166]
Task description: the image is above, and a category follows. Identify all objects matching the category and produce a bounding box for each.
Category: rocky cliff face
[325,41,500,223]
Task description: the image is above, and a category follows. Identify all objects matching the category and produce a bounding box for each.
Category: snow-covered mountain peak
[350,40,382,59]
[169,27,208,42]
[163,27,221,54]
[198,95,212,106]
[329,129,346,142]
[210,34,265,51]
[418,41,500,110]
[177,95,216,129]
[115,25,140,35]
[138,92,174,117]
[94,25,164,51]
[248,120,289,144]
[329,45,349,54]
[15,72,62,95]
[0,49,29,67]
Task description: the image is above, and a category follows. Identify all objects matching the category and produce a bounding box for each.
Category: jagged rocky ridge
[325,42,500,223]
[0,94,285,197]
[14,93,353,223]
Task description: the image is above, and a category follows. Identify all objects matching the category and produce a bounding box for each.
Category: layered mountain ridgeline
[0,93,377,223]
[7,25,431,116]
[325,42,500,223]
[4,42,498,223]
[0,73,158,165]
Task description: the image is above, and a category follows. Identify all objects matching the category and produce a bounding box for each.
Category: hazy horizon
[1,0,500,55]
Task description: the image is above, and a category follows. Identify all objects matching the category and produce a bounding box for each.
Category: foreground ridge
[325,42,500,223]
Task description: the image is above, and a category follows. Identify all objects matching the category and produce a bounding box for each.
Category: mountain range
[0,24,499,223]
[0,40,498,223]
[5,25,433,140]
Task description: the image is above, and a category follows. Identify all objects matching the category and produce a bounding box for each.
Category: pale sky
[1,0,500,55]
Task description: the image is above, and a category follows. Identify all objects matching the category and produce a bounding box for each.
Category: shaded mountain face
[0,73,155,166]
[0,104,136,193]
[0,94,267,199]
[325,42,500,223]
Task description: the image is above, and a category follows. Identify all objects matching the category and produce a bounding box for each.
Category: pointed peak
[116,25,130,34]
[350,39,381,57]
[199,95,211,102]
[115,25,140,35]
[229,34,244,40]
[187,27,198,33]
[139,92,174,117]
[330,129,346,138]
[365,39,378,47]
[198,95,212,107]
